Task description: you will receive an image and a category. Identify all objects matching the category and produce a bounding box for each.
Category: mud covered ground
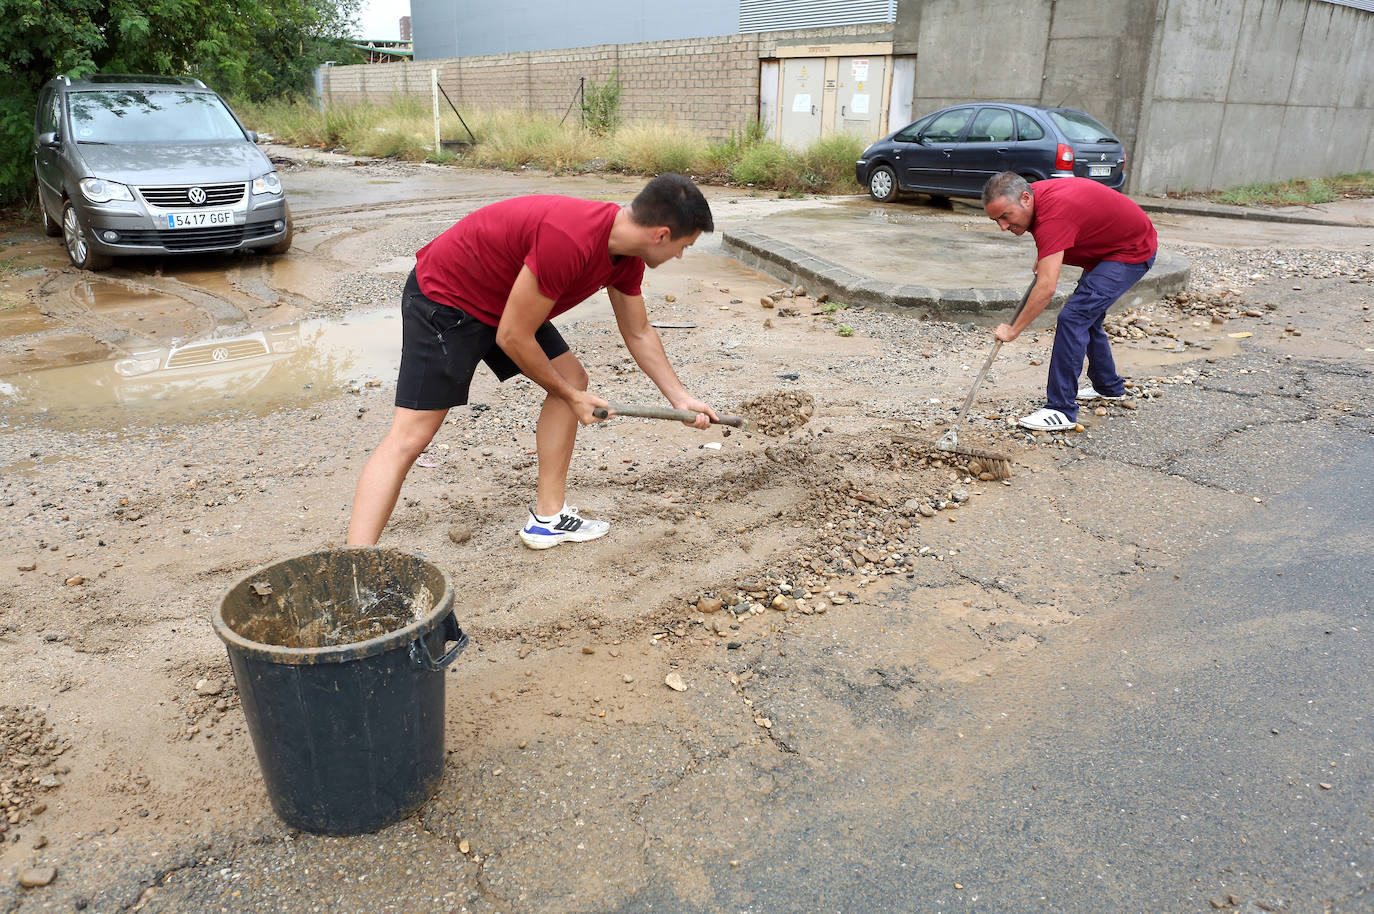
[0,157,1371,912]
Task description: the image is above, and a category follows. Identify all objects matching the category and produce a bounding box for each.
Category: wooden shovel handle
[593,403,748,429]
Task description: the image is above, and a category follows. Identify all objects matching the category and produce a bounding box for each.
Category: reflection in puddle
[72,279,185,315]
[0,309,404,431]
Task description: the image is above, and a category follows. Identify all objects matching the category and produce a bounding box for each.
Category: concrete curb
[1134,197,1371,228]
[720,228,1191,315]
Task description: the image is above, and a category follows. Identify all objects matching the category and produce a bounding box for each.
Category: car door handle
[996,147,1009,153]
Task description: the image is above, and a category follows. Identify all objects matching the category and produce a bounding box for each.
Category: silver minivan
[33,74,292,271]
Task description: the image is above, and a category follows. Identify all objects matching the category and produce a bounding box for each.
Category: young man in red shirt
[347,174,720,549]
[981,171,1158,431]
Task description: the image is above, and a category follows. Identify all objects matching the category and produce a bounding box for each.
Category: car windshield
[1047,109,1118,144]
[68,90,245,144]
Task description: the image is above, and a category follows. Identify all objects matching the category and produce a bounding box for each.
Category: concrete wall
[899,0,1374,193]
[1135,0,1374,192]
[898,0,1161,185]
[320,24,894,142]
[321,0,1374,192]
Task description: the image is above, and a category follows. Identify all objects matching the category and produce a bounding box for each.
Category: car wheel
[262,210,293,256]
[42,203,62,238]
[62,202,113,271]
[867,165,899,202]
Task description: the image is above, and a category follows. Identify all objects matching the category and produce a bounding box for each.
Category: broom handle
[593,403,749,428]
[952,276,1038,427]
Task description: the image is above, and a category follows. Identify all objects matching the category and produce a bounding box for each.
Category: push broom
[931,275,1038,479]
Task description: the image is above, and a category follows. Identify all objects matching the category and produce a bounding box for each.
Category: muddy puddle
[0,309,405,431]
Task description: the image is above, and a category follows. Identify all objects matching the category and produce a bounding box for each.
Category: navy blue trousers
[1046,256,1154,419]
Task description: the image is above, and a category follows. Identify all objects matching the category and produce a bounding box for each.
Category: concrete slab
[721,196,1190,315]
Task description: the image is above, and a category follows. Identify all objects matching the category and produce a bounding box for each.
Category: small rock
[664,672,688,692]
[581,646,595,655]
[664,294,676,303]
[760,297,775,309]
[194,678,223,697]
[19,867,57,888]
[1094,406,1107,416]
[458,839,471,854]
[696,596,723,614]
[447,524,472,545]
[18,562,36,572]
[64,576,83,587]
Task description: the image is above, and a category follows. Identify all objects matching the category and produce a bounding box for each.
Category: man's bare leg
[533,351,589,517]
[347,407,448,545]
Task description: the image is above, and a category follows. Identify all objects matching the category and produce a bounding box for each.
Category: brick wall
[320,24,891,141]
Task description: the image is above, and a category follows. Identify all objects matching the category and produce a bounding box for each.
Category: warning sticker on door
[850,94,870,115]
[791,94,812,113]
[851,59,869,80]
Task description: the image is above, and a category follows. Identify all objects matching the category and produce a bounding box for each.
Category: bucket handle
[409,611,469,671]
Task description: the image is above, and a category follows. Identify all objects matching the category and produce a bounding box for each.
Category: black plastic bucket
[213,547,467,835]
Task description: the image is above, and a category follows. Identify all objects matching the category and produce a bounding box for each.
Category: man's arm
[606,286,717,428]
[995,251,1064,342]
[494,266,606,424]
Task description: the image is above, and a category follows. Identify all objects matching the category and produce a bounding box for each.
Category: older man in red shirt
[347,174,719,549]
[982,171,1158,431]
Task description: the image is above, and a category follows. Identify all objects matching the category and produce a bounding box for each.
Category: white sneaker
[518,506,610,550]
[1076,384,1127,402]
[1018,408,1078,431]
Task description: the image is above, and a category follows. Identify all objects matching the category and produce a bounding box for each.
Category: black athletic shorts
[395,270,570,410]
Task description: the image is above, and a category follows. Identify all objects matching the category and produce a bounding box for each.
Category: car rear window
[1047,110,1118,144]
[67,90,246,144]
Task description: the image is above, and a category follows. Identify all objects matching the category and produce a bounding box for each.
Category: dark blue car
[855,102,1126,202]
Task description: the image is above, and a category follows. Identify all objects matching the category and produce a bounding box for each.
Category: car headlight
[252,171,283,196]
[79,178,134,204]
[114,356,163,377]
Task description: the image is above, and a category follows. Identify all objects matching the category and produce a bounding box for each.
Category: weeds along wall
[318,24,895,141]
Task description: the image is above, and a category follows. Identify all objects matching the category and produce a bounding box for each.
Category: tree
[0,0,362,203]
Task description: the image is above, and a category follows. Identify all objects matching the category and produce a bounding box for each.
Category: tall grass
[608,122,708,175]
[1211,172,1374,206]
[237,97,866,194]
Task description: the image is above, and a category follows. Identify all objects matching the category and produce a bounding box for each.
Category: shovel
[592,403,750,430]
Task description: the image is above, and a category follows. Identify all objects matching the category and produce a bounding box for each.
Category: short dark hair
[629,174,714,238]
[982,172,1031,206]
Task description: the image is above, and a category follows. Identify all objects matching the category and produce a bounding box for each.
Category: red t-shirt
[413,196,645,326]
[1030,178,1158,271]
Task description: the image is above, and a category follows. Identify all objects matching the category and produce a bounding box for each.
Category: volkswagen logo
[187,187,207,205]
[211,347,230,361]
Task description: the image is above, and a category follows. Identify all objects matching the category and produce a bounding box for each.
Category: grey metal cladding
[739,0,897,33]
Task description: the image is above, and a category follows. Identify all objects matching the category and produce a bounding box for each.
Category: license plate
[1088,164,1113,177]
[165,209,235,229]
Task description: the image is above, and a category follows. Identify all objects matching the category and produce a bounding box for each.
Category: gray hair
[982,172,1031,206]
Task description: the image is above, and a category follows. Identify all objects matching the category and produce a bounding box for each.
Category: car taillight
[1056,143,1075,170]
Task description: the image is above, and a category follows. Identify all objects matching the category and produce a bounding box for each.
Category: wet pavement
[2,153,1372,914]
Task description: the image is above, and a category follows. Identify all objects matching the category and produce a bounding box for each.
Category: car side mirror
[245,129,258,143]
[37,132,59,148]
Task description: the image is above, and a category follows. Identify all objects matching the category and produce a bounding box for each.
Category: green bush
[730,141,802,188]
[582,70,622,136]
